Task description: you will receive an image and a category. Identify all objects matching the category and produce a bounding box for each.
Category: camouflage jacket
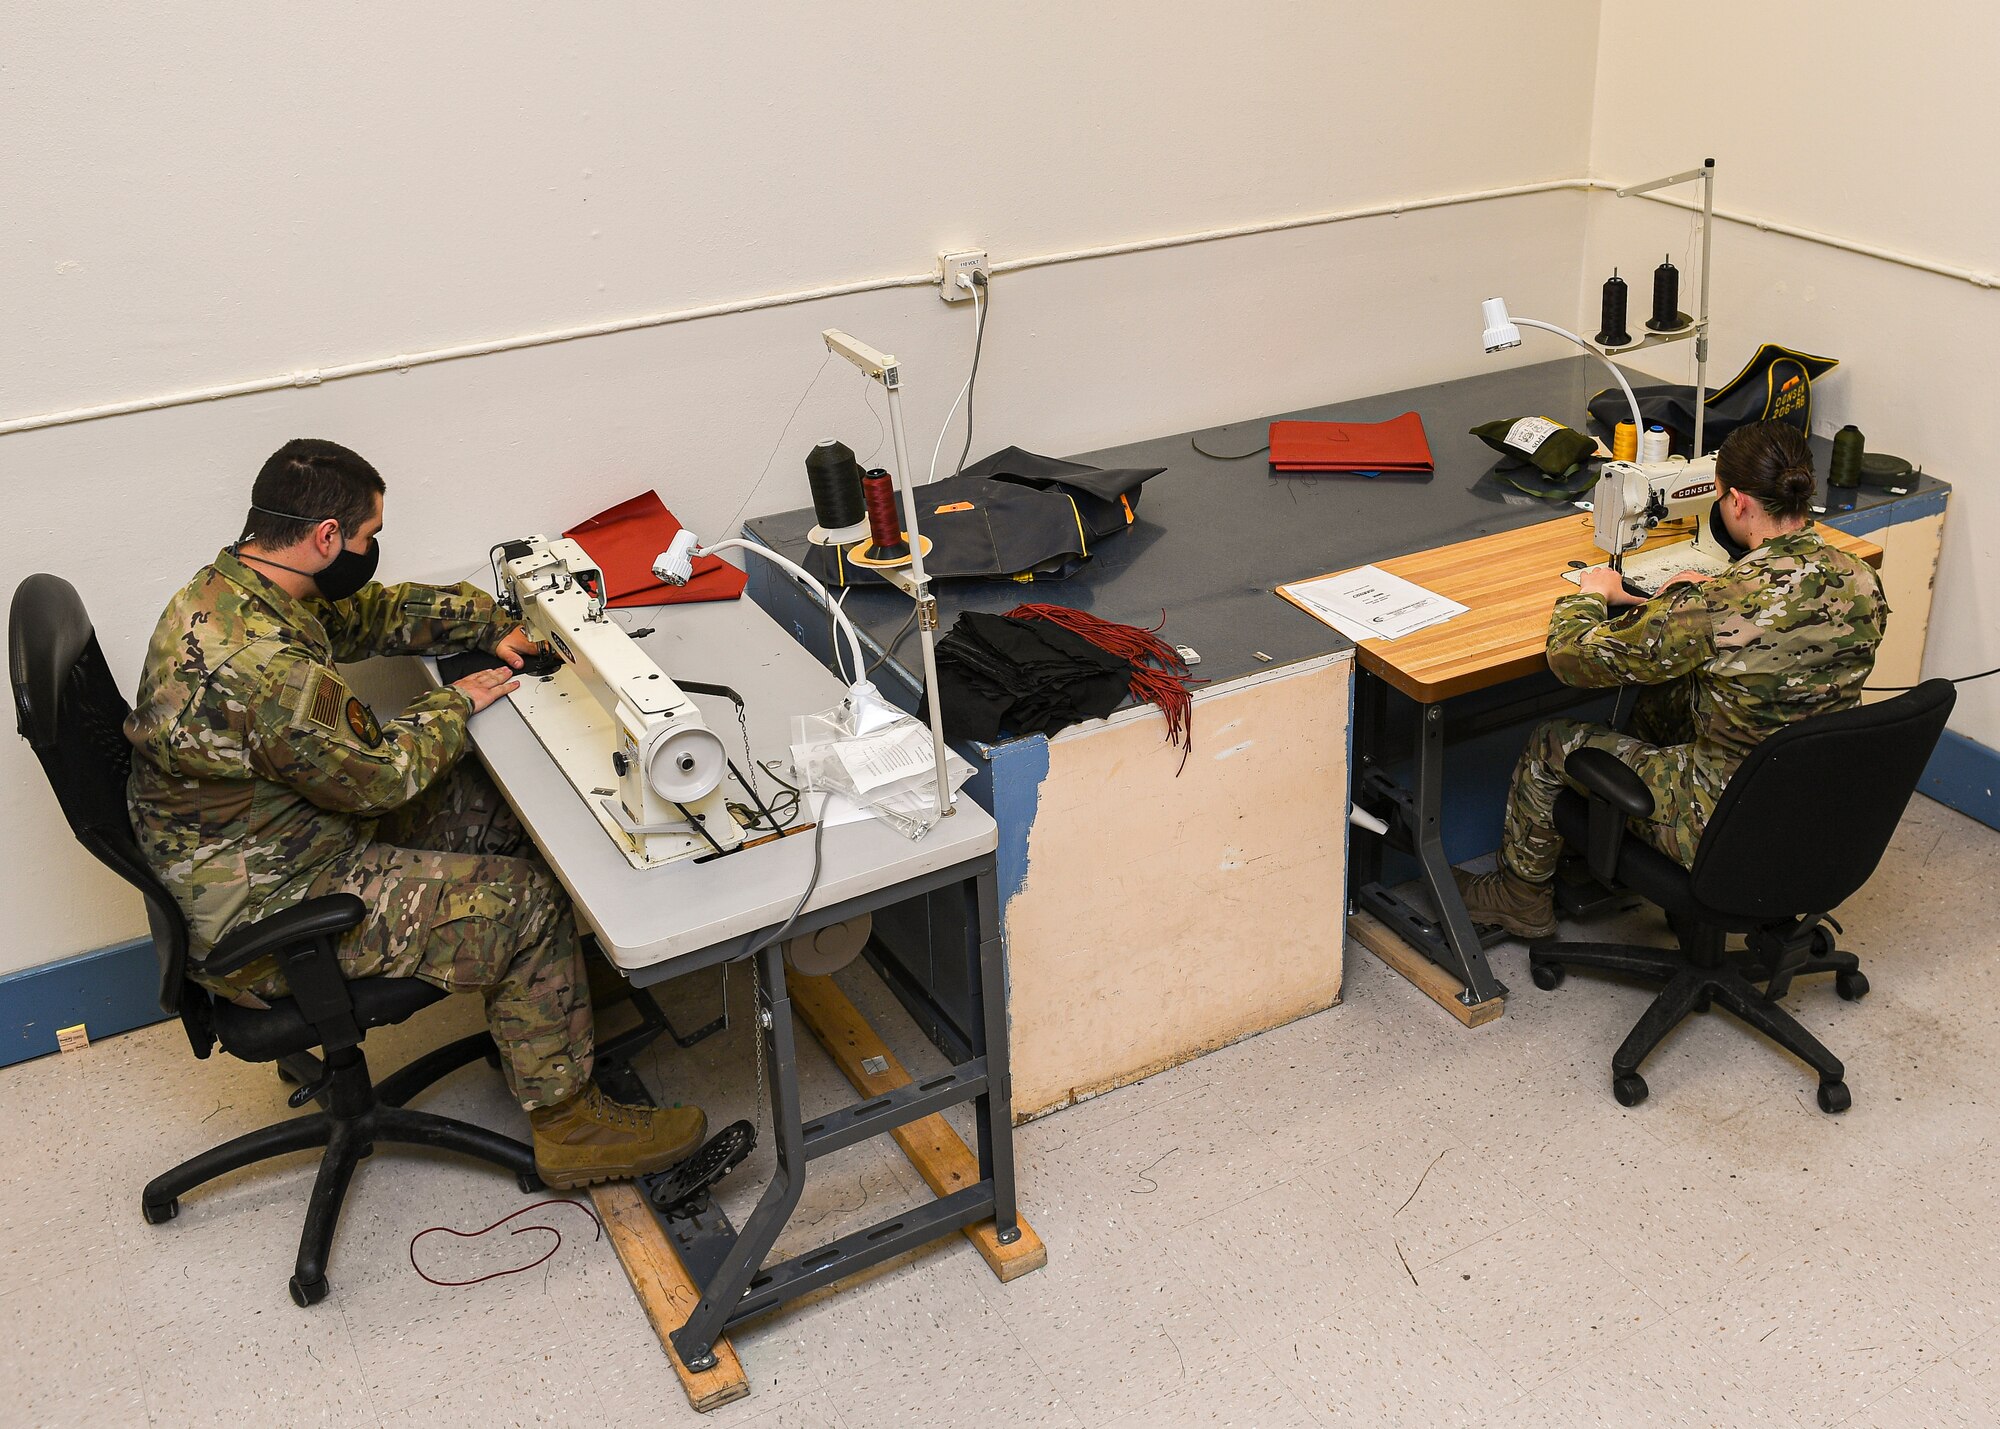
[1547,526,1888,791]
[125,547,518,954]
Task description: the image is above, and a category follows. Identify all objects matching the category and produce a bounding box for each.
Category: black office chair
[1529,679,1956,1113]
[9,573,541,1306]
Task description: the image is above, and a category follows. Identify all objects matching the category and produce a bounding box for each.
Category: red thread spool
[861,468,910,561]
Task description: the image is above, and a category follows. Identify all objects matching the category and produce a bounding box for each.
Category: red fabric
[563,491,746,607]
[1267,411,1434,472]
[1004,604,1205,773]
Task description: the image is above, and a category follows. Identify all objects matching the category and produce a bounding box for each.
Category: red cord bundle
[1004,604,1203,769]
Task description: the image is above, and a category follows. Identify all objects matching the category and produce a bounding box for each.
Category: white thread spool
[1639,424,1671,464]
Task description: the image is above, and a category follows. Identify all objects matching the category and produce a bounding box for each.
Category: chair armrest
[206,894,368,976]
[1568,748,1655,819]
[206,894,368,1052]
[1568,748,1654,884]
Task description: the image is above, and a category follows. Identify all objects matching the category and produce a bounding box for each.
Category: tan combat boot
[530,1085,707,1189]
[1452,866,1557,940]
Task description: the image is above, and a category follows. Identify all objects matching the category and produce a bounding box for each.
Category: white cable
[926,279,983,484]
[684,538,868,688]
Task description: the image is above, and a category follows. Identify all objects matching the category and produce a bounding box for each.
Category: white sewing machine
[1566,454,1738,596]
[496,536,745,868]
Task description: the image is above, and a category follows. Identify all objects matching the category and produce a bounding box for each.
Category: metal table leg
[1352,670,1508,1006]
[969,868,1019,1244]
[671,943,804,1372]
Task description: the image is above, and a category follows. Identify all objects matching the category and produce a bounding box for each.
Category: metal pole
[1693,158,1715,455]
[881,380,955,820]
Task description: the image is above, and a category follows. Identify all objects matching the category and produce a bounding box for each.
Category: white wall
[1,2,1601,975]
[1584,1,2000,749]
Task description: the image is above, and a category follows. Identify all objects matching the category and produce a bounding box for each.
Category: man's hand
[1659,570,1713,593]
[451,665,520,714]
[1577,567,1647,607]
[494,625,545,670]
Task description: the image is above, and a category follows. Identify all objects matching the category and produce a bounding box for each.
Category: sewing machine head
[495,536,743,866]
[1592,455,1723,563]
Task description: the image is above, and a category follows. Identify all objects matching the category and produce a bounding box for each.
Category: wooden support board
[1348,908,1504,1028]
[591,968,1044,1413]
[787,971,1048,1283]
[592,1182,750,1413]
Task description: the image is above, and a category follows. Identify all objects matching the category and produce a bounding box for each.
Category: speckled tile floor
[3,794,1998,1428]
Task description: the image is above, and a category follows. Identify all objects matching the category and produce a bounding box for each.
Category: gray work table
[432,594,996,980]
[748,354,1945,693]
[428,593,1022,1378]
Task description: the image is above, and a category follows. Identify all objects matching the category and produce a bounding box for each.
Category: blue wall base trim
[1,937,168,1069]
[1921,728,2000,833]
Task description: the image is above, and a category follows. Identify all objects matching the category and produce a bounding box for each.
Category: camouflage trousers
[238,763,593,1111]
[1499,680,1724,885]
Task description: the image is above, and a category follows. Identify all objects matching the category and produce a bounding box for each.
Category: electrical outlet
[937,250,988,303]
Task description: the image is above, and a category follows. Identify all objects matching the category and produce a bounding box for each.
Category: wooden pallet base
[593,1182,750,1412]
[1348,909,1505,1028]
[787,972,1047,1283]
[594,969,1045,1412]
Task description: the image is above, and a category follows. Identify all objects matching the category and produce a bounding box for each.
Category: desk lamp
[1479,297,1644,441]
[654,327,955,823]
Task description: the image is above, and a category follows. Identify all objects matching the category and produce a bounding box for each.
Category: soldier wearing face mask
[125,438,707,1189]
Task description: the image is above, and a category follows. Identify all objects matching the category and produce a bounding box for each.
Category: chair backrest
[1689,679,1958,922]
[9,573,196,1020]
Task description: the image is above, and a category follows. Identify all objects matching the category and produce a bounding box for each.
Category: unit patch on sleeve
[345,698,383,747]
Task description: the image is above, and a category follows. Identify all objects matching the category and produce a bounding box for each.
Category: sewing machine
[1566,454,1737,596]
[495,536,745,868]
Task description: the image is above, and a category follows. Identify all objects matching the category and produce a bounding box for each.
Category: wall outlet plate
[937,250,988,303]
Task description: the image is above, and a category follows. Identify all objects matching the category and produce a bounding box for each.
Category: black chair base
[141,1030,539,1304]
[1528,933,1865,1113]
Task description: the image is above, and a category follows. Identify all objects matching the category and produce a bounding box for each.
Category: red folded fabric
[563,491,746,607]
[1267,412,1434,473]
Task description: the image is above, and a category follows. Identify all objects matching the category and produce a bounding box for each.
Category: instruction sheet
[1277,564,1466,643]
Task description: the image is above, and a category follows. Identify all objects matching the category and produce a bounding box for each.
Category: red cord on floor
[409,1198,603,1287]
[1004,604,1205,770]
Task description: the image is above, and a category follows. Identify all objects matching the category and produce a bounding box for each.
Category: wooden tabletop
[1301,516,1884,703]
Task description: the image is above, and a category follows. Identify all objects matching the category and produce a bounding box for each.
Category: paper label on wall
[1505,416,1562,453]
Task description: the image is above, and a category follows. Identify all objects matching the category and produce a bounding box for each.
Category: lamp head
[1481,297,1522,354]
[652,529,701,587]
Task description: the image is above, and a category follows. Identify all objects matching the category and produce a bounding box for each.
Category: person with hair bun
[1456,420,1889,939]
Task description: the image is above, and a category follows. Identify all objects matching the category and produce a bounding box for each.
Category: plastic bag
[790,694,974,839]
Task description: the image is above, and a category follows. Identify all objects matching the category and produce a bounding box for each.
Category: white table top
[429,592,997,975]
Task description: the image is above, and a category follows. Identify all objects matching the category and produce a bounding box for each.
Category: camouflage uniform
[125,547,592,1110]
[1500,527,1888,883]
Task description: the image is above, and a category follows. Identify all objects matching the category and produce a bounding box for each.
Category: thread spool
[805,439,866,543]
[1829,425,1865,489]
[1648,255,1681,331]
[1596,270,1632,348]
[860,468,910,563]
[1639,424,1670,464]
[1612,421,1639,462]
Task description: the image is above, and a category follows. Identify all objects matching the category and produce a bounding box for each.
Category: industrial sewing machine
[495,536,748,868]
[1567,454,1739,596]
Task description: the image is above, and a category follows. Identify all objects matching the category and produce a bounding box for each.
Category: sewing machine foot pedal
[643,1119,757,1220]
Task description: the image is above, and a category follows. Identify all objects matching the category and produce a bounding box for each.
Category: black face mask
[311,540,381,601]
[241,502,381,602]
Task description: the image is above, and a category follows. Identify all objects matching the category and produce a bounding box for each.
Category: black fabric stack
[926,611,1133,743]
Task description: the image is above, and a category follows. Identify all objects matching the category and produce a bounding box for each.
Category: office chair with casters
[1528,679,1956,1113]
[9,573,542,1307]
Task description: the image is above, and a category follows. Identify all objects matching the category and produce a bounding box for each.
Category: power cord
[928,272,990,482]
[1867,666,2000,693]
[1190,430,1269,461]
